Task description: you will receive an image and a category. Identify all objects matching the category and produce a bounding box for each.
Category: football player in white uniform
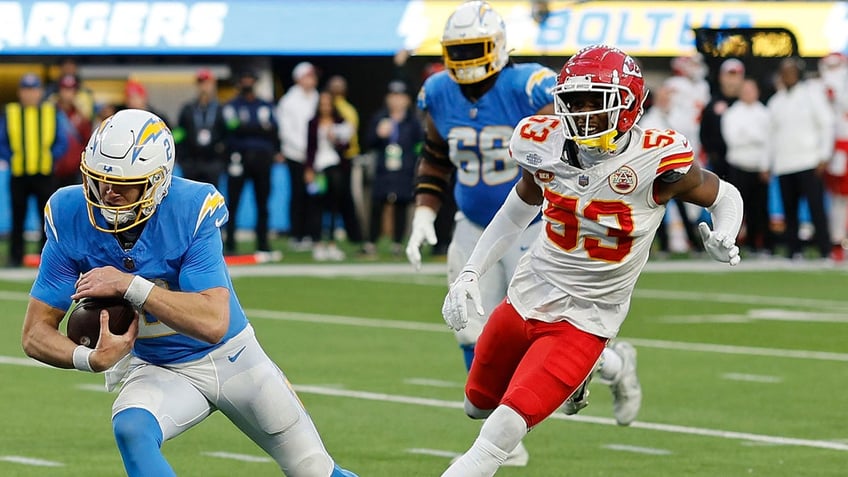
[21,109,357,477]
[440,45,743,477]
[404,5,644,464]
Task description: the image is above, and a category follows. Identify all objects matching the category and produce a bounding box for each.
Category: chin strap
[574,130,618,152]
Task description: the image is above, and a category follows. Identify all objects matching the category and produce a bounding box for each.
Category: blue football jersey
[417,63,556,227]
[31,177,248,365]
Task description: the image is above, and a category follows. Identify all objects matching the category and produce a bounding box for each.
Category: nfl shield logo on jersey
[609,166,637,194]
[578,174,589,187]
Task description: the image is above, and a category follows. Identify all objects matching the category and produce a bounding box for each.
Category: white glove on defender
[405,206,438,270]
[698,222,741,266]
[442,270,485,331]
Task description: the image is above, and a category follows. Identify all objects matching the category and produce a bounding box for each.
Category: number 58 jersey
[506,116,694,338]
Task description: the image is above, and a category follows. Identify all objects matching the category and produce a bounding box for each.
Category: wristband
[72,345,94,372]
[124,276,155,309]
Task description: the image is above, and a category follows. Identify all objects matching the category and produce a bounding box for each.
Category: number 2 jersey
[30,177,249,365]
[507,116,694,338]
[417,63,557,228]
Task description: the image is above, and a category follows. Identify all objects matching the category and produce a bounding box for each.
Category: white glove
[698,222,741,266]
[405,206,438,270]
[442,270,485,331]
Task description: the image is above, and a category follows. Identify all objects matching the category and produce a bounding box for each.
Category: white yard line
[721,373,783,384]
[0,257,844,283]
[2,304,847,364]
[77,383,109,392]
[201,452,274,463]
[293,385,848,452]
[405,448,462,459]
[602,444,673,455]
[0,456,64,467]
[404,378,465,388]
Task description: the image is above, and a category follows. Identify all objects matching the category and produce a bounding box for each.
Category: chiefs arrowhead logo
[608,166,637,194]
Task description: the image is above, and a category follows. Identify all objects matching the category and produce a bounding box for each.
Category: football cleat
[610,341,642,426]
[561,377,591,415]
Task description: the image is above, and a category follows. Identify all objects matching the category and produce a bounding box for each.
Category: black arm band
[422,138,453,169]
[414,175,449,199]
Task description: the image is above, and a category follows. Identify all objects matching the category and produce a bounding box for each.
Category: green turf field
[1,260,846,476]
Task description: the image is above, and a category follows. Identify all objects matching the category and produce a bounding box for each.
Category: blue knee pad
[460,343,475,372]
[331,463,358,477]
[113,408,176,477]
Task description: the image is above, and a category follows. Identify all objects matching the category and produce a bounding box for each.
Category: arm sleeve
[463,186,540,276]
[707,179,744,240]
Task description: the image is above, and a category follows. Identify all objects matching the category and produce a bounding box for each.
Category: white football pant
[112,325,336,477]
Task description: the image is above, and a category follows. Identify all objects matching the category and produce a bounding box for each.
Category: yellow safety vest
[5,102,57,177]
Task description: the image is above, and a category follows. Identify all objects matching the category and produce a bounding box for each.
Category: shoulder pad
[638,127,695,175]
[509,115,566,170]
[194,188,228,235]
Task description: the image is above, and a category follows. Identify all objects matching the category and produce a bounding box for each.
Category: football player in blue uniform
[403,1,643,464]
[21,109,357,477]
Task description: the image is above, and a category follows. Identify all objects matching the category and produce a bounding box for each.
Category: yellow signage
[403,1,846,57]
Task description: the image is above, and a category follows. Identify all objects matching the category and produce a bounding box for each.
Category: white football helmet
[81,109,174,233]
[441,1,509,84]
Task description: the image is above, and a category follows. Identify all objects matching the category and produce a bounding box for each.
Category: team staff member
[222,70,281,254]
[0,73,69,267]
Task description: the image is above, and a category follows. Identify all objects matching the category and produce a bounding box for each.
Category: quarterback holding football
[21,109,357,477]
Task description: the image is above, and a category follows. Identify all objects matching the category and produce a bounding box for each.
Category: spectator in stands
[0,73,69,267]
[222,70,281,255]
[44,57,94,121]
[173,68,227,187]
[51,74,92,188]
[363,80,424,257]
[767,57,833,260]
[722,79,773,256]
[326,75,365,249]
[701,58,745,180]
[120,80,170,127]
[819,52,848,261]
[304,91,354,261]
[277,62,319,251]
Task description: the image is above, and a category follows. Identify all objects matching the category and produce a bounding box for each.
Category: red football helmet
[553,45,647,145]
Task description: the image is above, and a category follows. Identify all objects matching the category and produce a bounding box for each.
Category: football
[66,297,137,348]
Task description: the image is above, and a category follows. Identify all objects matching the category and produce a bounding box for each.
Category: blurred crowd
[2,50,847,267]
[642,52,848,263]
[0,55,451,266]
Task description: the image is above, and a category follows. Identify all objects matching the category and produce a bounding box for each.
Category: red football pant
[465,298,607,428]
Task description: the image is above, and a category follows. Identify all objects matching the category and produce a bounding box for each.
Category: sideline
[0,258,844,283]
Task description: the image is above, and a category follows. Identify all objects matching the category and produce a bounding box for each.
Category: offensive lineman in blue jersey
[21,109,357,477]
[404,1,643,465]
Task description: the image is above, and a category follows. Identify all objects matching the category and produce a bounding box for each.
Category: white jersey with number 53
[506,115,694,338]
